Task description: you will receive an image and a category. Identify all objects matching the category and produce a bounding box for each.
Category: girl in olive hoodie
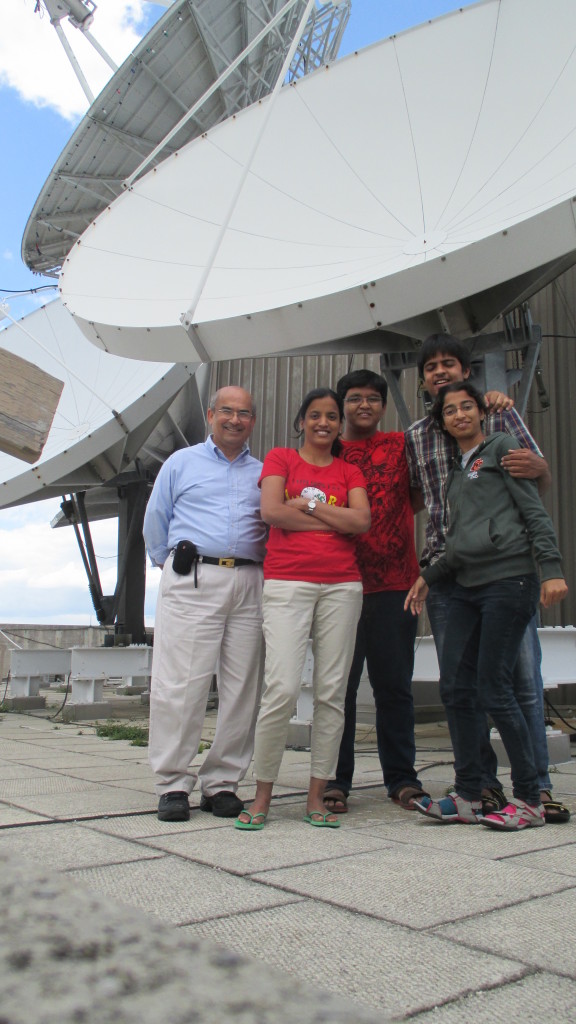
[405,381,568,831]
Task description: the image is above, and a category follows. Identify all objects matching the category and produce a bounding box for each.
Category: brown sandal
[391,785,429,811]
[323,788,348,814]
[541,790,571,823]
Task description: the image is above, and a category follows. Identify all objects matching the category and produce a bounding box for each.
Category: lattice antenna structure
[289,0,351,80]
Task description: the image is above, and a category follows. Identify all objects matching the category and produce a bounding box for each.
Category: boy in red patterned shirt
[324,369,428,813]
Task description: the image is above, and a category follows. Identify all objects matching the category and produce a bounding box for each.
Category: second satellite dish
[60,0,576,362]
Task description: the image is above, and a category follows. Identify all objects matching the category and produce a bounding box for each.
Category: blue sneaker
[414,793,483,824]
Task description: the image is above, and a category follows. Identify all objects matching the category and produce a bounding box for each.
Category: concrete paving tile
[183,901,526,1018]
[411,973,576,1024]
[58,764,154,782]
[435,888,576,977]
[251,846,575,929]
[0,741,56,759]
[350,818,576,860]
[501,838,576,876]
[238,783,307,799]
[80,799,309,841]
[0,822,164,869]
[68,854,301,925]
[81,747,152,761]
[0,775,110,797]
[268,769,317,789]
[81,810,234,839]
[5,753,137,769]
[0,716,55,731]
[0,762,50,780]
[4,786,155,818]
[138,811,392,874]
[103,777,157,795]
[547,769,576,795]
[0,806,52,826]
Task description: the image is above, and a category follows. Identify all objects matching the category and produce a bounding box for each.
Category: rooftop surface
[1,702,576,1022]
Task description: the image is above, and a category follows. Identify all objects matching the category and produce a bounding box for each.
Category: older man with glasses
[144,387,266,822]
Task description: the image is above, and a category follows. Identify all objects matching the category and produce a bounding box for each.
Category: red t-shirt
[340,432,420,593]
[259,448,366,583]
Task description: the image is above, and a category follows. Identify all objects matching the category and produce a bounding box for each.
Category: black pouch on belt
[172,540,198,575]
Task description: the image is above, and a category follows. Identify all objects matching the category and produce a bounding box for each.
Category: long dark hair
[432,380,487,432]
[293,387,343,456]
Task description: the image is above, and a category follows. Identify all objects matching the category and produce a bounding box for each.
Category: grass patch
[95,723,149,746]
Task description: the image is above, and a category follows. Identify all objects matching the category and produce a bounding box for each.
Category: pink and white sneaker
[480,800,545,831]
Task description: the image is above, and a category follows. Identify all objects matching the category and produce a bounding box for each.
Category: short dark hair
[431,379,487,432]
[336,368,388,405]
[293,387,343,456]
[417,334,471,379]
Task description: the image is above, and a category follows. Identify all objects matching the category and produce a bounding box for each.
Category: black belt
[200,556,261,568]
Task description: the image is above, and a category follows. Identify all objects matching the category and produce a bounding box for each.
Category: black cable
[0,626,69,651]
[0,671,10,705]
[46,672,72,720]
[544,692,576,735]
[0,285,57,294]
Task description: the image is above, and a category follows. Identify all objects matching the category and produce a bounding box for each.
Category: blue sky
[0,0,476,625]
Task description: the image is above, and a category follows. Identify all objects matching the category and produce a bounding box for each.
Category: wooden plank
[0,347,64,464]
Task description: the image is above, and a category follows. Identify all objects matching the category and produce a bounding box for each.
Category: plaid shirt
[405,408,543,566]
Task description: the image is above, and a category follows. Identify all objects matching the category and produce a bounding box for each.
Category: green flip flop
[303,812,340,829]
[234,811,267,831]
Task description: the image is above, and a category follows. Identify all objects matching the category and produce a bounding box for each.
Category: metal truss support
[60,471,150,641]
[379,353,415,432]
[381,308,547,421]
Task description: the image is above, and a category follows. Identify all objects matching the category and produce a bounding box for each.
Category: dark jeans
[328,590,421,797]
[438,574,541,805]
[427,577,551,792]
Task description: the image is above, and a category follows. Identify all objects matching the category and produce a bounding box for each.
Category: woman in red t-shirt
[235,388,370,831]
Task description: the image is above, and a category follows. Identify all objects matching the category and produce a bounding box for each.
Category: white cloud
[0,496,161,625]
[2,250,14,261]
[0,1,154,121]
[0,498,114,622]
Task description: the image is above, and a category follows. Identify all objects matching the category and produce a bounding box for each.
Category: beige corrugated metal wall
[523,267,576,626]
[210,270,576,627]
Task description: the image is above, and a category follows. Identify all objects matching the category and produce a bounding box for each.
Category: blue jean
[328,590,421,797]
[426,577,551,792]
[437,574,541,805]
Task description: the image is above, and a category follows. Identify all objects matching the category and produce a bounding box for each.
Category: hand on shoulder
[500,448,544,479]
[484,390,514,413]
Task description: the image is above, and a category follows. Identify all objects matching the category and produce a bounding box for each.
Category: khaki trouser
[149,558,264,797]
[254,579,363,782]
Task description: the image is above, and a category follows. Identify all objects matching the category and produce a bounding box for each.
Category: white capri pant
[254,579,363,782]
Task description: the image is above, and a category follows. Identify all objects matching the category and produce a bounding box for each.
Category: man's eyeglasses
[344,395,383,406]
[214,407,254,421]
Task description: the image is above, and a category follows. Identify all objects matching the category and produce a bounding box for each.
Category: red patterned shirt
[340,432,420,593]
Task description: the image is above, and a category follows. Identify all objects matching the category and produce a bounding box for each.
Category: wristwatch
[306,499,317,514]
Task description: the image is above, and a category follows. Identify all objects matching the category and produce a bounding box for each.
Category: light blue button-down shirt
[143,436,266,567]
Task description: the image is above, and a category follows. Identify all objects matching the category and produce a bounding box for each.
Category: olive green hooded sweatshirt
[422,433,563,589]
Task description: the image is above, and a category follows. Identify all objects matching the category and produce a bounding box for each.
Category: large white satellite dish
[0,300,199,510]
[60,0,576,363]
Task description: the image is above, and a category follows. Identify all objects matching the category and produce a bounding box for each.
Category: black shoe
[158,791,190,821]
[200,791,244,817]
